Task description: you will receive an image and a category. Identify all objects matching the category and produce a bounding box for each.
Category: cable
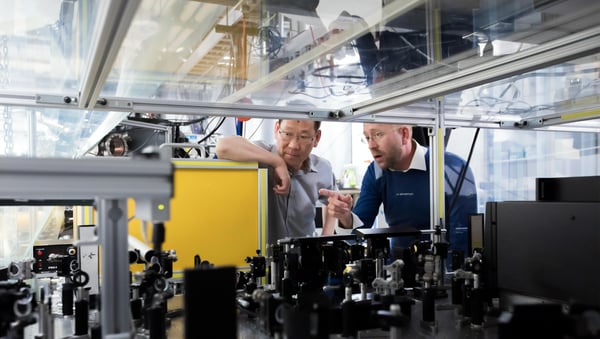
[179,116,227,158]
[245,119,265,139]
[448,128,480,214]
[193,116,227,148]
[127,115,208,127]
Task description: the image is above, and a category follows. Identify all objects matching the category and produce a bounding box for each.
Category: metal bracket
[36,94,80,106]
[313,108,354,120]
[308,110,334,119]
[97,98,134,111]
[501,119,540,129]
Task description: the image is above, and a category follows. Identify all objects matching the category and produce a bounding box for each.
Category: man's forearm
[216,136,282,167]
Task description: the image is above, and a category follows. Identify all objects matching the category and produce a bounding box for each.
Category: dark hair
[278,119,321,132]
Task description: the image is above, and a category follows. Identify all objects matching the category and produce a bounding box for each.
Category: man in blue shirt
[320,123,477,259]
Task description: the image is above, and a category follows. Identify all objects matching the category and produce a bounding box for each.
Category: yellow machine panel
[128,160,266,272]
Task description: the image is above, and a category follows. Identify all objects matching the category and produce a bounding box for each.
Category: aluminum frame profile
[0,91,46,107]
[102,97,321,120]
[524,107,600,129]
[78,0,142,110]
[0,156,172,201]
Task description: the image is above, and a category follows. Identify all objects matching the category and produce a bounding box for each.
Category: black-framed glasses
[278,130,315,144]
[361,131,386,144]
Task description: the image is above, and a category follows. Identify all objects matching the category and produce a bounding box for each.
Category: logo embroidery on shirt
[396,192,414,196]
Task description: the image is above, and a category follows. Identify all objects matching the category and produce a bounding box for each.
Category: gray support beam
[79,0,142,110]
[98,198,131,338]
[0,154,173,201]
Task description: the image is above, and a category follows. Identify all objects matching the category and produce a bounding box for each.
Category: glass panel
[0,206,62,265]
[0,0,99,94]
[344,125,600,214]
[447,127,600,210]
[0,1,128,160]
[99,0,600,117]
[97,0,421,108]
[450,53,600,127]
[0,105,128,158]
[101,0,384,109]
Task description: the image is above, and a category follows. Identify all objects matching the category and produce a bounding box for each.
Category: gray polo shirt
[254,141,337,246]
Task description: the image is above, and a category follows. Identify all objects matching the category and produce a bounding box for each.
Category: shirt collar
[407,140,427,172]
[302,154,317,173]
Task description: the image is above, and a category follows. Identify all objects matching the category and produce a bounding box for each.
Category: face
[363,123,411,170]
[275,120,321,170]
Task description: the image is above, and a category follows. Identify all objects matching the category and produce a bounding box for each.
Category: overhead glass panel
[0,0,99,95]
[447,53,600,130]
[98,0,423,110]
[97,0,600,120]
[349,0,600,119]
[101,0,382,109]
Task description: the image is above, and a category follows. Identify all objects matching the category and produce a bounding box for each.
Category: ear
[313,129,322,146]
[400,125,411,144]
[274,120,280,134]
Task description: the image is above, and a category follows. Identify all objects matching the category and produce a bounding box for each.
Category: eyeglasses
[278,130,315,144]
[361,131,386,144]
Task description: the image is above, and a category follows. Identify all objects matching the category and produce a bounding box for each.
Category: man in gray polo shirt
[216,119,337,246]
